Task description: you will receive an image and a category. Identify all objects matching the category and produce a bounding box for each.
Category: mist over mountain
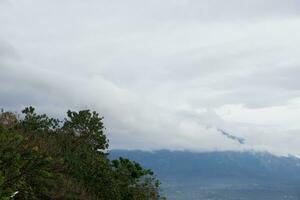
[110,150,300,200]
[2,0,300,155]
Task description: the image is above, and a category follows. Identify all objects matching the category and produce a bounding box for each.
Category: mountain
[109,150,300,200]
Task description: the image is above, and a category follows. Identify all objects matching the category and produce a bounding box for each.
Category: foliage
[63,110,108,150]
[0,107,164,200]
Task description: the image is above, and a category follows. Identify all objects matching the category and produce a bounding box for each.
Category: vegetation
[0,107,165,200]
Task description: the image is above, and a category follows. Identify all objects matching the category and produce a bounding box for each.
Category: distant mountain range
[109,150,300,200]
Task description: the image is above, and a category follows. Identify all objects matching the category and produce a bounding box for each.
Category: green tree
[0,124,57,199]
[63,110,108,150]
[21,106,59,133]
[0,107,165,200]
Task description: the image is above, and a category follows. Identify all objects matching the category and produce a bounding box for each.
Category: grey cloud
[1,1,300,155]
[0,41,18,59]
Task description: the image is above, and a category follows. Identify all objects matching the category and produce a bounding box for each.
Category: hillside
[110,150,300,200]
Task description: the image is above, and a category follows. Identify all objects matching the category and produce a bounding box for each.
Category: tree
[0,107,165,199]
[63,110,108,150]
[21,106,59,133]
[111,157,162,200]
[0,124,57,200]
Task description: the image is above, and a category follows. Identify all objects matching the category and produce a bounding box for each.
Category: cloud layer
[1,0,300,155]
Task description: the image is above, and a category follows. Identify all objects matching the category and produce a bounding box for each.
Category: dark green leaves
[63,110,108,150]
[21,106,60,133]
[0,107,164,200]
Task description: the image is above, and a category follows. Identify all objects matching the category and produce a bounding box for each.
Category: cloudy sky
[1,0,300,155]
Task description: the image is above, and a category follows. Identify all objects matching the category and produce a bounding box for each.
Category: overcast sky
[1,0,300,156]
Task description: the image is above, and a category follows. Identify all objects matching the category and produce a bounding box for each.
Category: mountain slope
[109,150,300,200]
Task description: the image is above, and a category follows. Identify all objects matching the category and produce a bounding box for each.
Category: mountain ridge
[109,149,300,200]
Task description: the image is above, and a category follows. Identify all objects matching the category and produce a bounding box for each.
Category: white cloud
[1,0,300,156]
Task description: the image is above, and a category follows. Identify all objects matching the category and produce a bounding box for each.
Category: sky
[1,0,300,156]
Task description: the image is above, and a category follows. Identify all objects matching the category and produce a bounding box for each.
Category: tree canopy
[0,107,165,200]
